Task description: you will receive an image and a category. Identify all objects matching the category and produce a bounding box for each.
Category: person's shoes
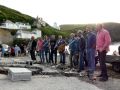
[97,74,102,77]
[99,78,108,82]
[72,68,76,71]
[89,76,97,81]
[79,72,84,77]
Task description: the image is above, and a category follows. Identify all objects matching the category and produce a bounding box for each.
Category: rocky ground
[0,55,120,90]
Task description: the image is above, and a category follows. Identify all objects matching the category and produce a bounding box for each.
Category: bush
[13,38,30,46]
[41,26,69,38]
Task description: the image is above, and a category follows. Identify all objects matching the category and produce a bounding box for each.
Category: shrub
[13,38,30,46]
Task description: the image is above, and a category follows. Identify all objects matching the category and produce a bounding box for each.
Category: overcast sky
[1,0,120,25]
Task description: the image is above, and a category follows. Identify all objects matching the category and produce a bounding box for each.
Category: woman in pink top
[37,37,44,64]
[96,24,111,81]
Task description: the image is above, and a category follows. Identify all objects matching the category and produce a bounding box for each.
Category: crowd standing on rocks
[27,24,111,82]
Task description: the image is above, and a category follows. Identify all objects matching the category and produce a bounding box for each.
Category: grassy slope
[0,5,35,24]
[0,5,69,37]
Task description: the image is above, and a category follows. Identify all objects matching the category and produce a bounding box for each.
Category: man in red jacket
[96,24,111,81]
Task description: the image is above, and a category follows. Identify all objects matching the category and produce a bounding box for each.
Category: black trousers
[69,51,74,68]
[30,50,36,60]
[98,50,108,79]
[50,50,57,64]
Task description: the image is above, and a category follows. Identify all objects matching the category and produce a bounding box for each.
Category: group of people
[28,24,111,82]
[28,34,66,65]
[0,44,27,57]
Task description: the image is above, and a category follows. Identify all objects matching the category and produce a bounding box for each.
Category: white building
[0,20,31,30]
[0,20,18,29]
[16,29,41,39]
[15,22,31,29]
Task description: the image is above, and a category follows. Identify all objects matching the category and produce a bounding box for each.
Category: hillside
[0,5,70,39]
[0,5,35,24]
[60,23,120,42]
[60,24,96,31]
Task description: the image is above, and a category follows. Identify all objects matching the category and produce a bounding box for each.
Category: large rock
[0,29,13,44]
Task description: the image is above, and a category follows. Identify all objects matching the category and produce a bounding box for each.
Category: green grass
[0,5,35,24]
[41,26,70,37]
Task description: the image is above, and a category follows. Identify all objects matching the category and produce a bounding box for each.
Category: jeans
[83,50,88,67]
[98,50,108,79]
[73,51,79,69]
[39,50,44,63]
[44,50,49,63]
[60,52,65,64]
[79,50,84,72]
[87,48,95,79]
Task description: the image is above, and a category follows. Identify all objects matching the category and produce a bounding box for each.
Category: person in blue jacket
[86,26,96,81]
[68,33,75,68]
[69,34,80,69]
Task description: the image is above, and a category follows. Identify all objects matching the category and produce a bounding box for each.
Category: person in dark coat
[49,35,57,65]
[28,36,37,61]
[77,30,86,73]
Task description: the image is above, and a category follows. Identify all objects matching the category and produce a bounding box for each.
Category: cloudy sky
[1,0,120,25]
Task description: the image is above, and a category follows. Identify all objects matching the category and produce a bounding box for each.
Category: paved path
[0,56,120,90]
[0,74,102,90]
